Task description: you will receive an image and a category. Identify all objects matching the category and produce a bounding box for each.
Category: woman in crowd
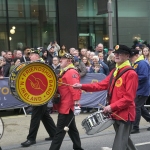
[107,53,116,72]
[81,56,91,73]
[58,45,68,57]
[42,49,49,64]
[142,47,150,64]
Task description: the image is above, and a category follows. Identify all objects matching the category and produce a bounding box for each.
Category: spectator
[80,48,87,59]
[0,56,5,78]
[98,53,104,62]
[89,61,106,74]
[90,56,109,75]
[47,41,60,56]
[20,46,31,62]
[107,53,116,72]
[41,49,49,65]
[89,52,95,63]
[69,48,76,55]
[3,51,12,77]
[86,50,91,59]
[58,45,67,57]
[48,46,57,57]
[72,49,80,57]
[142,47,150,64]
[73,56,87,78]
[15,50,23,58]
[95,43,106,56]
[81,56,91,73]
[9,58,21,74]
[13,50,17,59]
[1,51,6,59]
[103,48,114,63]
[51,56,60,75]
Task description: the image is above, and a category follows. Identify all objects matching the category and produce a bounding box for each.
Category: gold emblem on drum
[115,77,123,87]
[16,63,57,106]
[28,75,46,92]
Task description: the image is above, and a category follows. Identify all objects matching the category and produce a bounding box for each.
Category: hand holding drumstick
[99,103,127,122]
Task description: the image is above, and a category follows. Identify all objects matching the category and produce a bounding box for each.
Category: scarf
[113,60,131,77]
[60,63,75,76]
[132,55,144,66]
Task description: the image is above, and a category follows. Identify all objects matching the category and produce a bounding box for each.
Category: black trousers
[27,104,56,141]
[133,95,150,130]
[49,110,84,150]
[113,121,137,150]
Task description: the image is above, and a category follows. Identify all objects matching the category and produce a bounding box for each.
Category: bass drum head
[0,117,4,139]
[9,62,30,101]
[9,61,57,106]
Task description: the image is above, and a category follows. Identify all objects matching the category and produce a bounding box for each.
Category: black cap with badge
[60,53,73,59]
[113,45,132,55]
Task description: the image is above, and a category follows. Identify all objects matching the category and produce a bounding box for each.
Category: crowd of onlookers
[0,42,116,79]
[1,40,150,113]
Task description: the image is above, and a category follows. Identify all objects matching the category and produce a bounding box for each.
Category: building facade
[0,0,150,51]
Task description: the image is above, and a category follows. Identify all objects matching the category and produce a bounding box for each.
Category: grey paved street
[0,111,150,150]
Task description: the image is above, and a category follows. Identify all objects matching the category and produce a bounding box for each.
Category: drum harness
[107,67,134,105]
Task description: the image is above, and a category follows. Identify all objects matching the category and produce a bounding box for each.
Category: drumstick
[57,81,73,87]
[99,103,127,122]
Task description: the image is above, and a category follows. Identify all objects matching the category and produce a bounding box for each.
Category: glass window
[0,0,7,50]
[77,0,109,50]
[113,0,150,47]
[3,0,57,51]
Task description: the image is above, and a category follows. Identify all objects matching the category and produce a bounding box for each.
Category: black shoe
[131,129,140,134]
[147,127,150,131]
[21,140,36,147]
[45,137,53,141]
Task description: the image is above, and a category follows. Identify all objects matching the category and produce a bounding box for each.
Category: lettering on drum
[16,63,57,106]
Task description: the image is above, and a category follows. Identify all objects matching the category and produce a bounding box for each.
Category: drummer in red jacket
[73,45,138,150]
[49,53,84,150]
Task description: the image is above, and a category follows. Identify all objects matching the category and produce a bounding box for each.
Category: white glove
[74,106,81,116]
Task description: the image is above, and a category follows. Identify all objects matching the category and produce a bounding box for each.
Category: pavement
[0,110,150,150]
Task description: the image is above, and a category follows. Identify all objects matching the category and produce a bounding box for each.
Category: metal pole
[5,0,10,50]
[108,0,113,49]
[115,0,119,44]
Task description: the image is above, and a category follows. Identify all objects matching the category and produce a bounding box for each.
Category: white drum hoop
[81,110,114,135]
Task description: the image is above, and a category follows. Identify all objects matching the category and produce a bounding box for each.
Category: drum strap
[107,67,134,104]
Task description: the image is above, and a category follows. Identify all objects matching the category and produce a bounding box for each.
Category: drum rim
[0,117,4,140]
[15,61,57,106]
[8,61,30,101]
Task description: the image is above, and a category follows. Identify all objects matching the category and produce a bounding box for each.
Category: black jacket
[3,59,12,77]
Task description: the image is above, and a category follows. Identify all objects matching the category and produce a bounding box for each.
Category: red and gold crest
[115,77,123,87]
[115,45,119,50]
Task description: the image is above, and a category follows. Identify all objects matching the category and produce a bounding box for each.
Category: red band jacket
[55,69,81,114]
[81,66,138,121]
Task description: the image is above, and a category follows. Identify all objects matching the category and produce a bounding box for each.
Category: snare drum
[81,110,114,135]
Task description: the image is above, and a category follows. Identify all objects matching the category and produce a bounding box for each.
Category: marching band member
[73,45,138,150]
[49,53,84,150]
[21,49,56,147]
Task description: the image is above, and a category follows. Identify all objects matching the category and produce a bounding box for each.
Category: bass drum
[9,61,57,106]
[0,117,4,140]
